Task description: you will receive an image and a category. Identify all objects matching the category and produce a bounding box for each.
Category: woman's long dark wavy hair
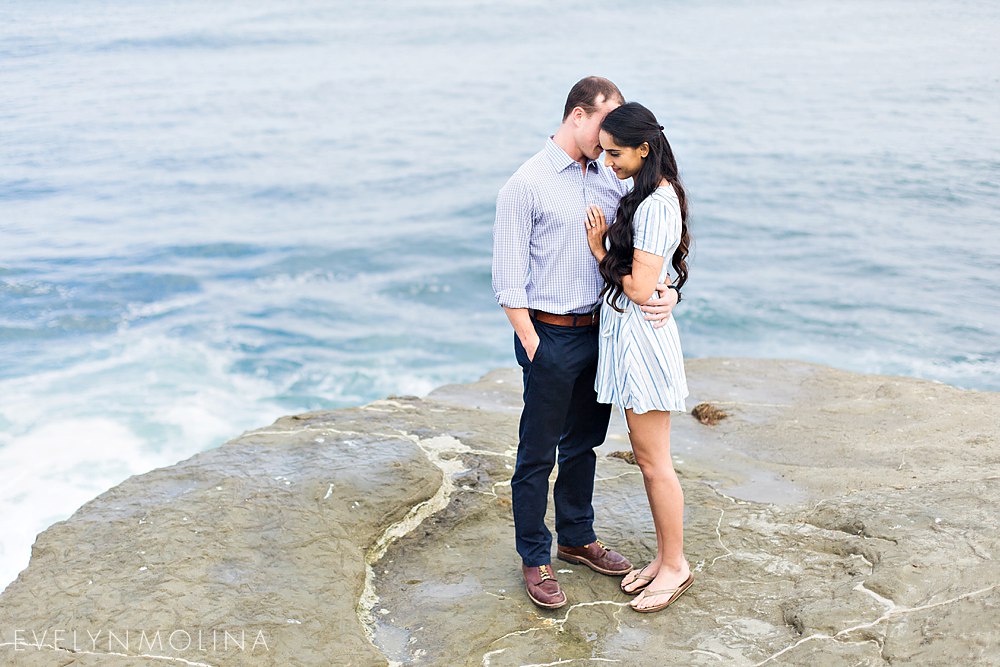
[600,102,689,312]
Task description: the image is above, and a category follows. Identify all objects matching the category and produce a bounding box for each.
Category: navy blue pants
[512,319,612,567]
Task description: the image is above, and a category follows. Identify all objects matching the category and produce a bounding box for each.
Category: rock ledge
[1,359,997,666]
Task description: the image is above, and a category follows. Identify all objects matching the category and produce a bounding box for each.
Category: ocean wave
[94,32,317,53]
[0,332,284,588]
[0,179,60,201]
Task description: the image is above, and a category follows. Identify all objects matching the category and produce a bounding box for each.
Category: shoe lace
[595,539,610,552]
[538,565,554,581]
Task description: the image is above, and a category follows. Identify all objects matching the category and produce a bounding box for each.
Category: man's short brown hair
[562,76,625,121]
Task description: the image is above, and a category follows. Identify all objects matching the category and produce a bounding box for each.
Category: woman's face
[600,130,647,180]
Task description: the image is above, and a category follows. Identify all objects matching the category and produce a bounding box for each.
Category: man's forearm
[503,307,537,348]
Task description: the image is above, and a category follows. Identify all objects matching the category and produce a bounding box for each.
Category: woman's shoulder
[652,183,679,204]
[635,185,678,216]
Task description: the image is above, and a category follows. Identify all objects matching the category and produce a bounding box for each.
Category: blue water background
[2,1,998,587]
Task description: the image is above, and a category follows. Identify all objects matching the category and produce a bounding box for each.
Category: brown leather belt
[531,309,598,327]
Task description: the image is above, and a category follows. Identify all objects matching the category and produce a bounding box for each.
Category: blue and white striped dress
[596,185,689,417]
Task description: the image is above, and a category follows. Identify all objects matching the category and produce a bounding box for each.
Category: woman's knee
[635,456,676,484]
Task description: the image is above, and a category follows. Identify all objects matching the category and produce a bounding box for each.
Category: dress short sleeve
[633,190,681,257]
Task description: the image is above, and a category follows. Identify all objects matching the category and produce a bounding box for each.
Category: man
[492,76,679,609]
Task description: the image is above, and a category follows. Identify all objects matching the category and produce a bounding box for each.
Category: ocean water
[1,1,998,588]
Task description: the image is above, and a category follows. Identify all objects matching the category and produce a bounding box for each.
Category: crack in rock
[855,581,895,611]
[543,599,629,630]
[689,648,727,662]
[480,627,544,666]
[521,658,623,666]
[356,430,470,663]
[481,647,508,665]
[362,400,419,412]
[480,600,627,666]
[594,470,642,483]
[247,425,366,438]
[695,483,742,572]
[753,583,998,666]
[849,552,876,574]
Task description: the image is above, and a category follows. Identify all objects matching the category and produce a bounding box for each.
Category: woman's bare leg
[624,408,690,610]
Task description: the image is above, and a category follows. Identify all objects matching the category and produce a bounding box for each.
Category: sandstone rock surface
[1,359,998,666]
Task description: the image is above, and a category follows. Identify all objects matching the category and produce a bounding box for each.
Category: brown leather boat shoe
[522,564,567,609]
[557,539,632,576]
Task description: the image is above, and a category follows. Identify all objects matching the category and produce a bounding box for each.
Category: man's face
[577,96,621,161]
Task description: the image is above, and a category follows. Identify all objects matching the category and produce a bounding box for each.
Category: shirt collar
[545,137,599,173]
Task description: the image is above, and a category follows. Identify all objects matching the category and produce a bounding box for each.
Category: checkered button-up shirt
[493,138,629,315]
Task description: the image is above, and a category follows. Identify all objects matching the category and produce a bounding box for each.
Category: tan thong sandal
[620,565,655,595]
[629,573,695,613]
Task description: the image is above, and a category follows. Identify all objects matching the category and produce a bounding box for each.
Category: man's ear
[572,106,586,126]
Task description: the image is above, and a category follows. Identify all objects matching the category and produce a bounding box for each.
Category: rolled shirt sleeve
[492,175,534,308]
[491,138,626,315]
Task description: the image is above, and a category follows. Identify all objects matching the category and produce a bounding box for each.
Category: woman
[584,102,693,613]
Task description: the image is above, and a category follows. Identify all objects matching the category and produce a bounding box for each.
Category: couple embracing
[492,76,693,613]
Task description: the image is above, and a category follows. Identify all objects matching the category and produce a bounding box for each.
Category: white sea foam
[0,418,152,587]
[252,270,337,290]
[0,316,458,588]
[0,331,284,589]
[118,293,206,329]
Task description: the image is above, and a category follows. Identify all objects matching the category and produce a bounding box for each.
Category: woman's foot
[629,562,692,612]
[621,560,659,594]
